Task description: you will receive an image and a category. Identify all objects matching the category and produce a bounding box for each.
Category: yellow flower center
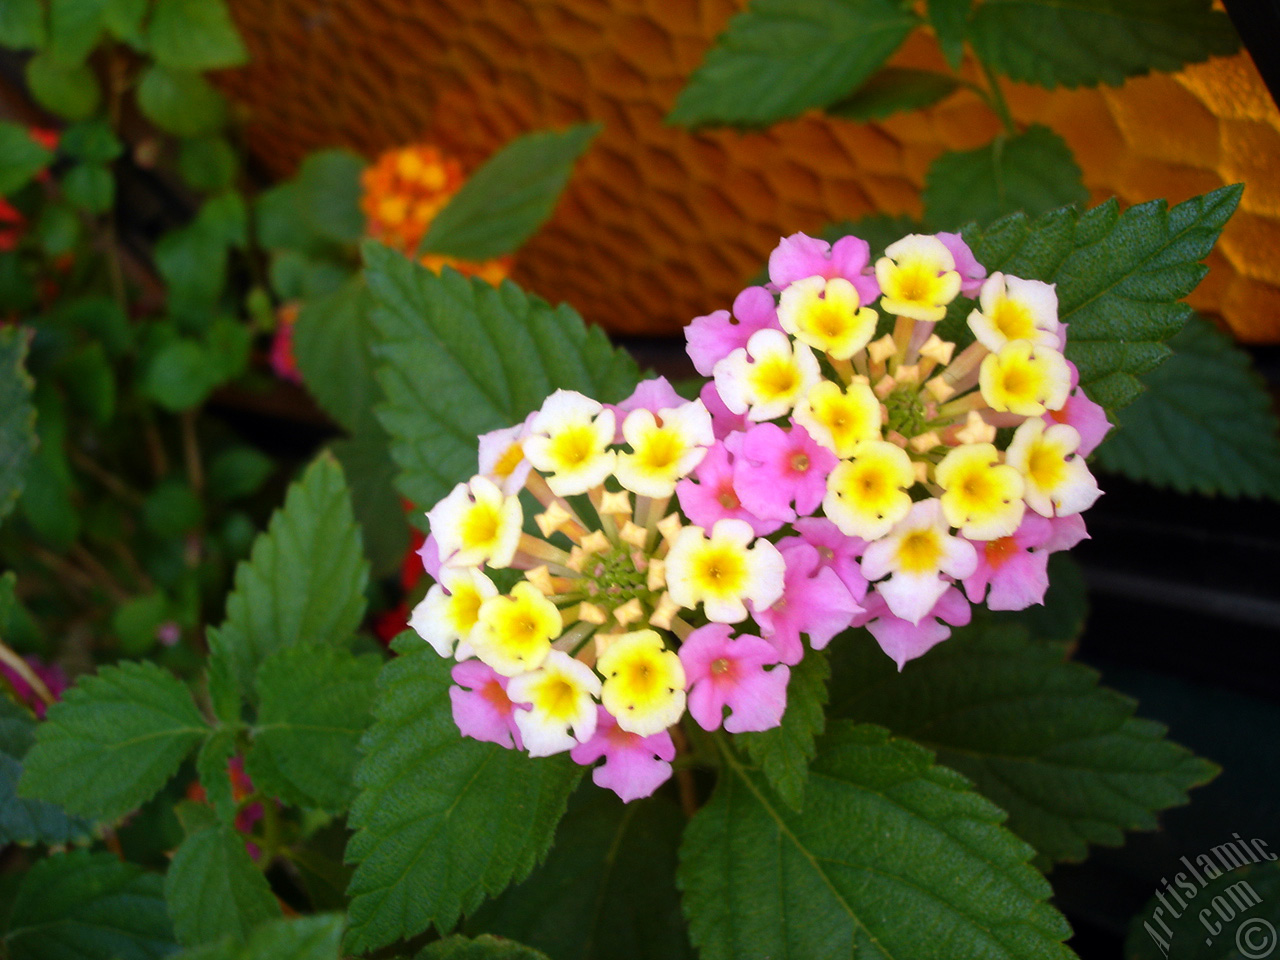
[460,502,500,550]
[493,442,525,478]
[990,298,1036,340]
[549,424,598,468]
[638,428,683,471]
[896,530,943,574]
[1027,443,1067,491]
[693,544,748,596]
[752,356,800,401]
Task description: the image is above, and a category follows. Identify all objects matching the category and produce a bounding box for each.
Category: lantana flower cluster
[412,230,1110,802]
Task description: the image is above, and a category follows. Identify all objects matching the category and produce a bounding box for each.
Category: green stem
[978,58,1017,136]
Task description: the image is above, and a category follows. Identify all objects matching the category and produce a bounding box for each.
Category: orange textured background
[218,0,1280,342]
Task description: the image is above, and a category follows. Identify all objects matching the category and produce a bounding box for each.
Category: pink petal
[685,286,781,376]
[450,660,523,750]
[936,231,986,298]
[570,707,675,802]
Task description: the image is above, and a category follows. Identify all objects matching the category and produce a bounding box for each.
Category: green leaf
[421,124,599,261]
[0,697,94,847]
[929,0,970,69]
[668,0,918,128]
[827,67,961,121]
[368,245,640,511]
[165,825,282,947]
[179,137,239,192]
[0,122,53,194]
[969,0,1238,90]
[19,660,209,821]
[48,0,106,66]
[3,850,176,960]
[206,455,368,708]
[173,915,345,960]
[295,149,366,245]
[35,202,81,255]
[26,52,102,120]
[112,592,171,656]
[963,184,1243,415]
[143,339,218,412]
[1095,316,1280,499]
[0,326,36,524]
[344,635,583,953]
[102,0,148,47]
[678,723,1073,960]
[924,125,1088,230]
[1126,860,1280,960]
[137,65,229,138]
[0,0,46,51]
[293,275,379,434]
[209,446,273,502]
[331,432,410,578]
[827,626,1218,866]
[63,163,115,213]
[248,645,379,812]
[469,790,693,960]
[196,727,238,824]
[61,118,123,163]
[420,936,551,960]
[736,645,829,811]
[148,0,248,70]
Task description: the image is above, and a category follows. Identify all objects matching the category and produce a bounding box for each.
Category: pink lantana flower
[963,513,1055,611]
[0,655,67,718]
[1045,513,1089,553]
[676,441,782,537]
[417,533,443,581]
[686,285,782,376]
[608,377,686,442]
[680,624,790,733]
[936,232,986,298]
[700,382,749,440]
[570,706,676,802]
[754,543,861,665]
[449,660,524,750]
[1044,362,1112,457]
[787,518,869,603]
[853,588,972,670]
[727,423,837,523]
[767,232,880,306]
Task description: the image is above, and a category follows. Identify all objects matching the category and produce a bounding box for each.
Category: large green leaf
[172,915,345,960]
[827,626,1217,866]
[421,124,599,261]
[344,635,583,953]
[469,790,693,960]
[1095,316,1280,500]
[0,696,94,846]
[20,660,209,822]
[47,0,106,66]
[206,454,368,709]
[420,936,551,960]
[3,850,176,960]
[677,723,1074,960]
[0,121,53,195]
[827,67,962,121]
[147,0,248,70]
[1126,861,1280,960]
[367,244,640,512]
[924,125,1088,231]
[736,645,829,811]
[969,0,1238,90]
[0,327,36,524]
[164,825,282,947]
[963,184,1242,414]
[247,645,380,812]
[293,275,379,434]
[669,0,917,128]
